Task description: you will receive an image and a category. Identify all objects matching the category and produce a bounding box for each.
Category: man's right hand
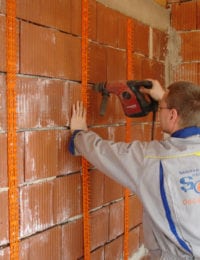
[140,79,166,101]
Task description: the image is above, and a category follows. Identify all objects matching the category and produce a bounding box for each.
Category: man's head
[159,81,200,134]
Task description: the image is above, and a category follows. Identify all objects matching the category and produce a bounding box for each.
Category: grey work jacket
[71,129,200,259]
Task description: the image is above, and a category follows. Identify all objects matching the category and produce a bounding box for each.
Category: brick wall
[170,0,200,84]
[0,0,167,259]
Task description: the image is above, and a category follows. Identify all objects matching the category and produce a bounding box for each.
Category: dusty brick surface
[89,169,104,210]
[107,47,127,80]
[96,3,120,48]
[104,175,124,204]
[90,206,109,250]
[17,0,71,33]
[109,200,124,240]
[24,131,58,181]
[105,236,123,260]
[153,29,168,61]
[180,31,200,62]
[53,173,82,224]
[0,134,7,186]
[133,20,149,57]
[0,0,6,14]
[171,2,197,31]
[16,77,70,129]
[0,74,6,130]
[0,247,9,260]
[20,22,81,80]
[20,227,62,260]
[0,191,9,246]
[0,16,6,72]
[20,181,54,237]
[62,218,83,259]
[172,63,199,84]
[129,195,143,229]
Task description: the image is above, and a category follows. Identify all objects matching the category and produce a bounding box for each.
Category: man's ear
[169,108,179,124]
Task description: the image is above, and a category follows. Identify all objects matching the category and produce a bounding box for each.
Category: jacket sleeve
[70,130,147,192]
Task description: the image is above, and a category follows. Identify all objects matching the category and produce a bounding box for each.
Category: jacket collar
[171,126,200,138]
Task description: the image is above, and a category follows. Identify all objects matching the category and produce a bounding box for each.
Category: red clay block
[17,132,25,184]
[0,191,9,246]
[129,227,140,257]
[105,236,123,260]
[53,173,82,224]
[91,246,104,259]
[17,0,71,33]
[71,0,81,36]
[88,42,107,83]
[143,123,156,141]
[132,53,143,79]
[20,181,54,237]
[172,62,199,84]
[88,0,97,41]
[180,32,200,62]
[0,134,7,187]
[89,169,104,210]
[96,3,119,47]
[109,200,124,240]
[24,131,57,181]
[17,77,70,129]
[197,1,200,29]
[0,132,24,187]
[0,16,6,72]
[108,125,126,142]
[104,175,124,204]
[0,247,9,260]
[20,22,81,80]
[118,13,127,49]
[107,47,127,80]
[171,2,197,31]
[0,74,6,130]
[129,124,145,142]
[151,123,164,141]
[0,17,19,73]
[129,195,143,229]
[71,0,97,38]
[0,1,6,14]
[62,218,83,259]
[139,224,145,245]
[20,226,62,260]
[90,207,109,250]
[133,20,149,57]
[142,58,164,85]
[153,29,168,61]
[198,63,200,84]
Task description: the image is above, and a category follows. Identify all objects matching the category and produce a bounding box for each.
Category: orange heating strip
[124,18,133,260]
[6,0,20,260]
[81,0,91,259]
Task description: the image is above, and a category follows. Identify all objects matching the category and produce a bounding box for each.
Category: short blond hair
[166,81,200,128]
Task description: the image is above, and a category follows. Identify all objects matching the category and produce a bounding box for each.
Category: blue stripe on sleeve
[159,161,193,254]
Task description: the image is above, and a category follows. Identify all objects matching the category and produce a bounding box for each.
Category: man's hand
[140,79,166,101]
[70,101,88,133]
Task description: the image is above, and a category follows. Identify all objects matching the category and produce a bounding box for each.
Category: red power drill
[92,80,158,117]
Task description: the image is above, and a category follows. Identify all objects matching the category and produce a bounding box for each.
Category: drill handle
[131,80,152,89]
[100,93,110,116]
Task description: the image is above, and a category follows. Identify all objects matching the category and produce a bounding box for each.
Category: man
[69,80,200,259]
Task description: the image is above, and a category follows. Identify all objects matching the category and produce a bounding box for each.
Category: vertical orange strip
[81,0,91,259]
[124,18,133,260]
[6,0,19,259]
